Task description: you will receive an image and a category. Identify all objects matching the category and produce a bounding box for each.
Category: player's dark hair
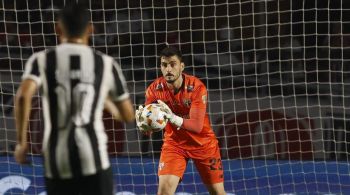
[160,47,183,62]
[58,2,90,38]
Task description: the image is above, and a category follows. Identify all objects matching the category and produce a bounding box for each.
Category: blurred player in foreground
[136,47,226,195]
[14,3,134,195]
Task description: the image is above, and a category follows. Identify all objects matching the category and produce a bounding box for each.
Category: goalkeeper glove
[135,105,144,130]
[157,100,183,129]
[135,105,152,136]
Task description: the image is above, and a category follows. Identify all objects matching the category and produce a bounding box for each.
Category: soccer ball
[138,103,168,132]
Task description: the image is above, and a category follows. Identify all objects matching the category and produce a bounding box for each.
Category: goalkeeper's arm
[158,100,205,133]
[181,107,205,133]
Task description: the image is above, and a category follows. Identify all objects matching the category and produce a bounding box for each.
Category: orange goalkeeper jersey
[145,74,218,150]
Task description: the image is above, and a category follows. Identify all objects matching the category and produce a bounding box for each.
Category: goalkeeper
[136,47,226,195]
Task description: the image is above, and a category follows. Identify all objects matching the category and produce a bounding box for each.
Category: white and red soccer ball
[138,103,168,132]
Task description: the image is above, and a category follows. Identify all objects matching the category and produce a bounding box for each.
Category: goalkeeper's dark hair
[58,2,90,38]
[160,47,183,62]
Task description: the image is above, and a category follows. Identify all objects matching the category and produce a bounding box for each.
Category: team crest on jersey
[186,85,194,92]
[159,162,165,170]
[202,95,207,104]
[183,99,191,107]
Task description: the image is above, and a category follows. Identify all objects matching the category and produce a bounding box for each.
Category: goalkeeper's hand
[135,105,152,136]
[135,105,145,129]
[157,100,183,129]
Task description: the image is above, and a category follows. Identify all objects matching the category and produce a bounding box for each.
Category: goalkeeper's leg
[157,145,188,195]
[192,143,225,194]
[158,175,181,195]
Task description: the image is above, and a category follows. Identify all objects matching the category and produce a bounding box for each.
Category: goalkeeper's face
[160,55,184,84]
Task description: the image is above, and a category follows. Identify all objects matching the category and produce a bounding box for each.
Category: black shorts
[45,167,114,195]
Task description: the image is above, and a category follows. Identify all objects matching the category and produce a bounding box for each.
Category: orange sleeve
[182,107,205,133]
[181,84,208,133]
[145,86,158,105]
[190,85,207,109]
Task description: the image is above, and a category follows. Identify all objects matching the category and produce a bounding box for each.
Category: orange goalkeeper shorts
[158,141,224,184]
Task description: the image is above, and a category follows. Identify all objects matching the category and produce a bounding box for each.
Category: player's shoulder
[94,50,114,61]
[31,49,50,57]
[33,49,48,56]
[183,73,206,91]
[93,50,121,68]
[148,77,166,92]
[26,49,48,64]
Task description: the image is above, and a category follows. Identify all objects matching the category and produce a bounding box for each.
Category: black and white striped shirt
[22,43,129,179]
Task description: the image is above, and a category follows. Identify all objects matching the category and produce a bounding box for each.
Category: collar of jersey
[163,74,186,95]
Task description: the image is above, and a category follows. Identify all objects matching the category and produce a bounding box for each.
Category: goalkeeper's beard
[165,74,180,84]
[166,79,175,84]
